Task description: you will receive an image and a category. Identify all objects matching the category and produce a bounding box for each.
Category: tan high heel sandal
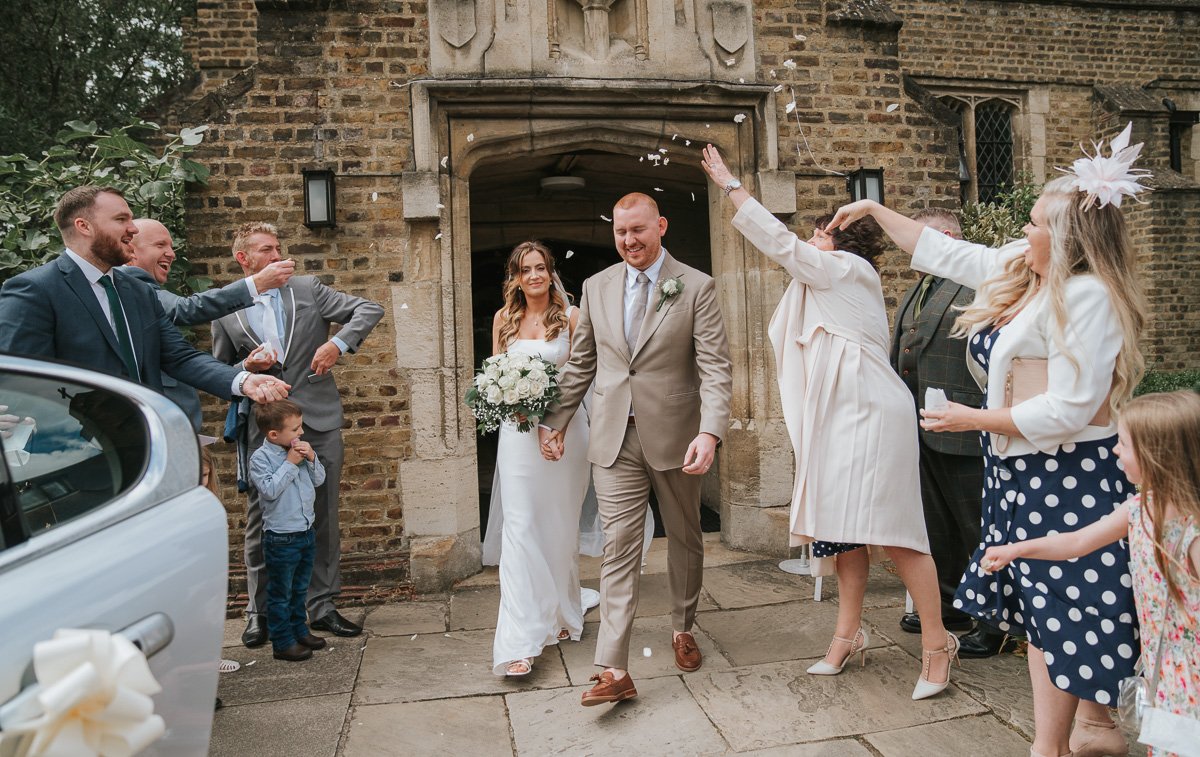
[912,631,960,700]
[1069,716,1127,757]
[806,628,869,676]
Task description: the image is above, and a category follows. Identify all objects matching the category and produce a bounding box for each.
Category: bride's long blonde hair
[496,241,570,349]
[953,176,1146,412]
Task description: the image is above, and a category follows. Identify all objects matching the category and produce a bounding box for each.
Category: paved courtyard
[211,536,1145,756]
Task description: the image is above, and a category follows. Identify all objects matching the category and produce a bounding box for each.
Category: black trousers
[917,439,984,620]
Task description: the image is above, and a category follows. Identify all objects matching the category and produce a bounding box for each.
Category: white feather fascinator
[1060,122,1150,210]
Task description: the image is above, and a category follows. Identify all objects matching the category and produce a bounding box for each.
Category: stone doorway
[466,149,720,542]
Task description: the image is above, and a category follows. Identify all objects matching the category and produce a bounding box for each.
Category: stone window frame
[916,81,1050,204]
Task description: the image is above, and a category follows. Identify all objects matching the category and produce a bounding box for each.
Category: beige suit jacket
[544,252,732,471]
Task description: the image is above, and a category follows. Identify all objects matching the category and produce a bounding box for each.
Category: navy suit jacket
[122,265,255,428]
[0,253,239,401]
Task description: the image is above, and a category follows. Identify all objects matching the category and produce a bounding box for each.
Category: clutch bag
[995,357,1111,453]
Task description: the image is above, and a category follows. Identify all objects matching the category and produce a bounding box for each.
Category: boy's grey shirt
[249,439,327,533]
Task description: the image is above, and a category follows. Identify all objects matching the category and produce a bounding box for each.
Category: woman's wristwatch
[723,178,742,196]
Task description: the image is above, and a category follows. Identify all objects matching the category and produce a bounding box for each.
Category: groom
[540,192,732,706]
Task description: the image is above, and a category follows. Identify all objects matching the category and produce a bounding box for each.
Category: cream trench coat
[733,199,929,574]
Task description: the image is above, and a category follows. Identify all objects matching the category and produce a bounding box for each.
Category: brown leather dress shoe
[580,671,638,706]
[673,632,702,672]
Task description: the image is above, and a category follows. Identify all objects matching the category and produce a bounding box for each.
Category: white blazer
[912,227,1121,457]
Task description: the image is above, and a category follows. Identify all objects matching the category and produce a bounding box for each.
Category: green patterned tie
[97,274,139,381]
[912,275,935,320]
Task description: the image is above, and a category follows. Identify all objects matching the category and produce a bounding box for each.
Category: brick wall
[182,0,259,92]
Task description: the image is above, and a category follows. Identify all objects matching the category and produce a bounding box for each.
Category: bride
[487,240,591,676]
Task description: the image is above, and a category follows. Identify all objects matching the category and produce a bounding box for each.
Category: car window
[0,373,147,539]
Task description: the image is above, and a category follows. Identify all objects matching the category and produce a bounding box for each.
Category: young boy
[250,400,328,661]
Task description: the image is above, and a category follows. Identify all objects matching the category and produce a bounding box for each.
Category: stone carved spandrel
[435,0,478,48]
[429,0,497,73]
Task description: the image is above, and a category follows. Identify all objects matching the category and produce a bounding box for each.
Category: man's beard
[93,231,131,269]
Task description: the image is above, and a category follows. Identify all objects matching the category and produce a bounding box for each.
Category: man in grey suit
[212,221,384,646]
[0,186,289,407]
[890,209,1012,659]
[125,218,295,430]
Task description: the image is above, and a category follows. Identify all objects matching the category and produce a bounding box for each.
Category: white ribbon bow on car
[5,629,166,757]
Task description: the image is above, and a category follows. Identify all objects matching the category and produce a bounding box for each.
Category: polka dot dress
[811,540,864,558]
[953,326,1139,705]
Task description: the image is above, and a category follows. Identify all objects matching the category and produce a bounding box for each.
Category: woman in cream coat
[829,154,1147,757]
[701,146,956,701]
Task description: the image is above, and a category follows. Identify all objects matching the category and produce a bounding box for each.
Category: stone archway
[396,80,798,590]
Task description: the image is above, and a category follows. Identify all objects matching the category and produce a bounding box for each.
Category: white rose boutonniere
[656,276,683,312]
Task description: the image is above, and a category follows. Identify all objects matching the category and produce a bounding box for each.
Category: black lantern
[847,167,885,205]
[303,169,336,228]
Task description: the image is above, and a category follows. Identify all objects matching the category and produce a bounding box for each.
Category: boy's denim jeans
[263,527,315,652]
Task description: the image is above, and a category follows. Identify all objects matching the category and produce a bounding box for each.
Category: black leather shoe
[310,610,362,637]
[958,624,1021,659]
[273,642,313,662]
[297,633,327,650]
[241,616,268,648]
[898,612,975,634]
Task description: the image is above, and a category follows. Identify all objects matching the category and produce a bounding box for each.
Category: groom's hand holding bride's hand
[538,425,564,461]
[682,432,718,475]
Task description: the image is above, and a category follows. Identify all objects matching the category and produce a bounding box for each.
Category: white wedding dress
[489,325,591,675]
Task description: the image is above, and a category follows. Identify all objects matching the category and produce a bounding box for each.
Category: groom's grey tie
[626,272,650,354]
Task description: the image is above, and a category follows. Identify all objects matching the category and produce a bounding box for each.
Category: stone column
[576,0,616,60]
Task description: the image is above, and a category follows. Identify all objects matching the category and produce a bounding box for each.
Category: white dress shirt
[623,248,667,339]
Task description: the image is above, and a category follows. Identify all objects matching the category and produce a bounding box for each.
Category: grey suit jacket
[890,276,985,456]
[0,253,240,400]
[211,275,384,433]
[124,266,256,429]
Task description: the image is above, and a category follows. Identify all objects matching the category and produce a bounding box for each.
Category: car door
[0,355,226,756]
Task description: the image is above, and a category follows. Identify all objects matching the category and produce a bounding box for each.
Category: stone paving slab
[216,637,364,707]
[864,713,1033,757]
[506,675,730,756]
[684,647,987,752]
[365,600,448,636]
[696,600,890,668]
[733,740,875,756]
[559,615,731,684]
[580,571,718,619]
[701,560,817,609]
[211,692,349,757]
[342,696,514,757]
[449,586,502,631]
[354,629,570,704]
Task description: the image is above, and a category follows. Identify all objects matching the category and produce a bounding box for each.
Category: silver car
[0,355,225,755]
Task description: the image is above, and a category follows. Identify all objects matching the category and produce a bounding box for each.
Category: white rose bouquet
[465,352,561,433]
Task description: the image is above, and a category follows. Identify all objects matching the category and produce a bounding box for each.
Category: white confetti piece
[769,69,777,78]
[245,660,257,667]
[705,123,711,128]
[886,103,900,113]
[784,59,797,70]
[400,303,409,309]
[639,156,644,162]
[653,187,664,192]
[444,633,450,637]
[466,133,475,142]
[785,102,796,114]
[436,203,445,209]
[371,191,378,201]
[725,58,736,66]
[733,113,747,123]
[671,134,678,141]
[795,33,807,41]
[684,139,691,146]
[328,647,335,652]
[658,147,668,154]
[691,192,696,201]
[601,214,612,222]
[643,647,652,657]
[565,250,575,258]
[738,78,745,83]
[663,158,669,165]
[360,645,367,650]
[440,156,448,169]
[773,84,784,92]
[410,634,417,640]
[434,232,442,240]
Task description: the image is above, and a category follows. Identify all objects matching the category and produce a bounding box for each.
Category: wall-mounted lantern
[303,169,336,228]
[847,167,885,205]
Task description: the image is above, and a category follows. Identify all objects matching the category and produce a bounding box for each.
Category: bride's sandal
[505,659,532,676]
[557,629,571,641]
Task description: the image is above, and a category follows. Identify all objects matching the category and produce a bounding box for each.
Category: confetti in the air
[795,33,807,41]
[784,59,797,70]
[245,660,257,667]
[658,147,668,154]
[671,134,678,141]
[653,187,664,192]
[734,113,747,123]
[466,133,475,142]
[565,250,575,259]
[705,123,711,128]
[434,232,442,240]
[769,69,777,78]
[601,214,612,222]
[440,156,448,169]
[663,158,670,165]
[639,156,645,162]
[400,303,409,309]
[691,192,696,202]
[785,102,796,114]
[773,84,784,92]
[371,191,378,201]
[739,78,745,83]
[436,203,445,209]
[886,103,900,113]
[685,139,691,146]
[725,58,736,66]
[643,647,652,657]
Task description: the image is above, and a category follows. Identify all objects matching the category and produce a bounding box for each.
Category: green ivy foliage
[1134,370,1200,397]
[0,119,210,295]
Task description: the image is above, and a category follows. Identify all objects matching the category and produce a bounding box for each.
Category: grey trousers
[591,426,704,670]
[244,422,345,621]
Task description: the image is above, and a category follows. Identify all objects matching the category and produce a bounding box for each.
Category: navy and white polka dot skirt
[955,326,1138,705]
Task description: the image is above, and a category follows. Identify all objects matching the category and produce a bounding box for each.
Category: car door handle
[0,613,174,737]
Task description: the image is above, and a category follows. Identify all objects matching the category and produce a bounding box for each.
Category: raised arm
[828,199,927,255]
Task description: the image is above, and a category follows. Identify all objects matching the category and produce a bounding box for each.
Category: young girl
[983,390,1200,757]
[202,446,242,678]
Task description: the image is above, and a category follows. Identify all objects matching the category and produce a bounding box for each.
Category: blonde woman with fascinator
[827,124,1150,757]
[487,241,590,677]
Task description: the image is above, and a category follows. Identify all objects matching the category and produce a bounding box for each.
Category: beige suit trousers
[591,424,703,670]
